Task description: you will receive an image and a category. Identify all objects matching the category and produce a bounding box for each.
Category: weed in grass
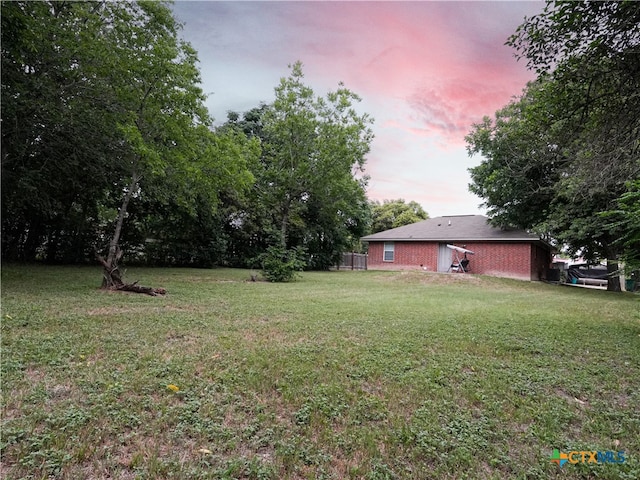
[365,458,395,480]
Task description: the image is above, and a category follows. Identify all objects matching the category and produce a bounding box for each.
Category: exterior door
[437,243,450,272]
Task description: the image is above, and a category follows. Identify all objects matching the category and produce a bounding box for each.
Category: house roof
[361,215,545,243]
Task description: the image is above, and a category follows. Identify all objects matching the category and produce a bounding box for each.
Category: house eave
[361,237,553,250]
[361,237,542,243]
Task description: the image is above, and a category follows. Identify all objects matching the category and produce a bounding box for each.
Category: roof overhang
[361,237,554,250]
[361,237,545,243]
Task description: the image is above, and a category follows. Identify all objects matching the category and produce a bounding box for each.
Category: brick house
[361,215,553,281]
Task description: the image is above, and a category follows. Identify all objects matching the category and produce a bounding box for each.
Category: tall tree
[467,1,640,291]
[1,1,120,262]
[91,2,199,286]
[466,79,564,233]
[370,199,429,234]
[1,1,256,286]
[299,80,373,268]
[226,63,374,271]
[216,106,275,267]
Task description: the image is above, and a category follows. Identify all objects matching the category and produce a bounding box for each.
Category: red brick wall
[367,241,550,280]
[465,242,532,280]
[367,241,439,271]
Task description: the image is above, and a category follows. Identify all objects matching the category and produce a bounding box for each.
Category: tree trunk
[280,197,291,249]
[97,250,124,287]
[606,258,621,292]
[22,220,43,262]
[97,170,165,295]
[101,171,139,289]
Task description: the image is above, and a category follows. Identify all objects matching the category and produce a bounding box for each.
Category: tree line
[1,1,427,280]
[5,1,635,289]
[466,0,639,291]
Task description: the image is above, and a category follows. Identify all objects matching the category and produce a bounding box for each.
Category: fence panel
[338,252,368,270]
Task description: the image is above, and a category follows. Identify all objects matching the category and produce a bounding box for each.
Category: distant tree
[224,105,268,140]
[217,107,280,267]
[370,199,428,233]
[129,129,259,268]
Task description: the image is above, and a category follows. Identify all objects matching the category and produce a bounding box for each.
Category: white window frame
[383,242,395,262]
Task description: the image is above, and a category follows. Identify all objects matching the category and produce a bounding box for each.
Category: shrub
[259,246,307,282]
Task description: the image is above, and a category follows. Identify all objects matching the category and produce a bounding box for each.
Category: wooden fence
[337,252,368,270]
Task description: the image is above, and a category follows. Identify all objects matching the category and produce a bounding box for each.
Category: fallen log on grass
[97,254,166,296]
[114,282,167,296]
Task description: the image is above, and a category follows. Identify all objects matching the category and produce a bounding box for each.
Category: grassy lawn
[1,265,639,479]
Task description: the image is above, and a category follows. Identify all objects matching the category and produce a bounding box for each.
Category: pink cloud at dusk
[172,1,544,217]
[275,2,536,139]
[407,78,523,145]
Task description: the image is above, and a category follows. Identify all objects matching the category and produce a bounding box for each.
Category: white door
[437,243,450,272]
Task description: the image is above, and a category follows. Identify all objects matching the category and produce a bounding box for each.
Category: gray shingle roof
[361,215,542,242]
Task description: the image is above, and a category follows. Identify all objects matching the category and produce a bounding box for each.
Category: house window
[383,242,395,262]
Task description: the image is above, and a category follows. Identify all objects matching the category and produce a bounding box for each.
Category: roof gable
[361,215,542,243]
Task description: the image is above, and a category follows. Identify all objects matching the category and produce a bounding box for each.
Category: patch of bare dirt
[554,388,590,408]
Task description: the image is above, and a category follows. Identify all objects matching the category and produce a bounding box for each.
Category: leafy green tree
[127,129,259,268]
[215,107,274,267]
[90,1,208,286]
[1,1,121,262]
[467,1,640,291]
[604,180,640,274]
[294,77,373,268]
[221,63,374,273]
[1,1,256,285]
[370,199,429,233]
[508,0,640,78]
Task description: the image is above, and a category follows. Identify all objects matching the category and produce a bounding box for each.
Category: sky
[171,1,544,218]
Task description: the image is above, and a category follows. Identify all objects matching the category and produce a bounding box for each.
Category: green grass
[1,265,639,479]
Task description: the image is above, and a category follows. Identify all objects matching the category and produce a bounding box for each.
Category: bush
[259,245,307,282]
